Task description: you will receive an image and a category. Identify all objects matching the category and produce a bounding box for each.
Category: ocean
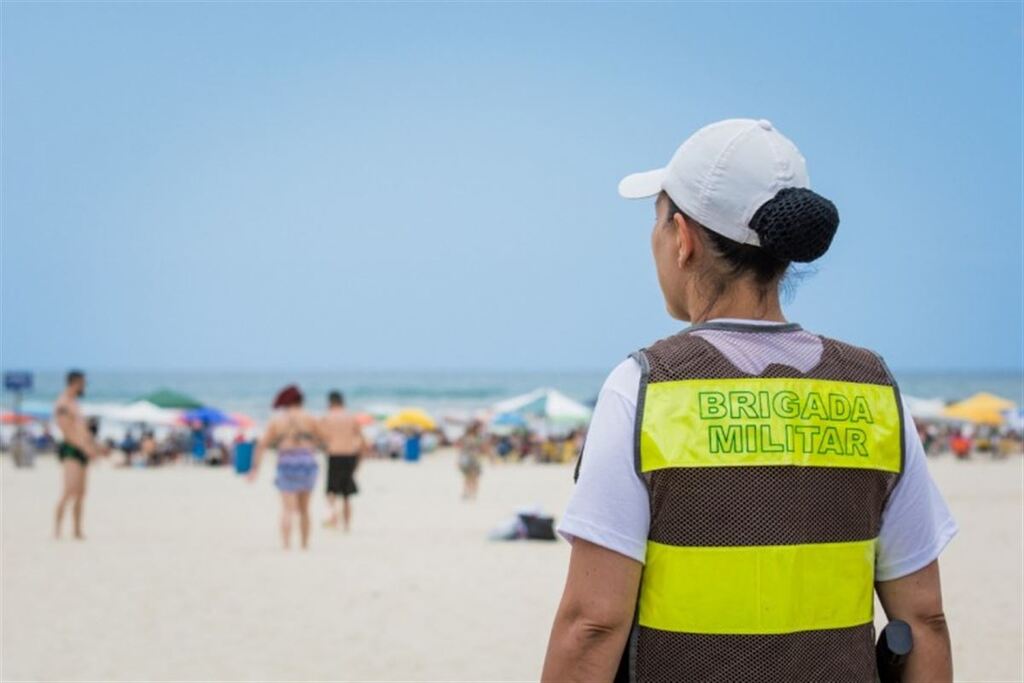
[5,369,1022,421]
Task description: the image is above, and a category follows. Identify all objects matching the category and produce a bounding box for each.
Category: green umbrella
[135,388,204,410]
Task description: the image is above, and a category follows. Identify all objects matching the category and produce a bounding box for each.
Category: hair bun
[750,187,839,263]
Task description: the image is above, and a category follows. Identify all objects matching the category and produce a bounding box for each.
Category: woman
[249,384,321,550]
[542,119,956,682]
[458,421,486,500]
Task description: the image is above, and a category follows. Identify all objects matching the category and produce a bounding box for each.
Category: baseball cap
[618,119,810,248]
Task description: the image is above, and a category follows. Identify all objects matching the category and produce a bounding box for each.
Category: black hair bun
[750,187,839,263]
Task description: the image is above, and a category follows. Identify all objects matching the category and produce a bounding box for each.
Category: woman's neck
[689,280,786,324]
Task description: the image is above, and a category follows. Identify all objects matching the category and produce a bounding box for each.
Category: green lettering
[828,393,851,421]
[744,424,758,449]
[759,424,784,453]
[851,397,874,424]
[792,425,820,452]
[731,391,758,419]
[773,391,800,419]
[818,426,845,455]
[846,429,869,457]
[801,392,828,420]
[709,425,742,453]
[699,392,727,419]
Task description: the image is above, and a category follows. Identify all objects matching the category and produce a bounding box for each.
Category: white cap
[618,119,810,247]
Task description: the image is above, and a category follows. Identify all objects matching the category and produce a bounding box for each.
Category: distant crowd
[916,421,1022,459]
[6,415,587,470]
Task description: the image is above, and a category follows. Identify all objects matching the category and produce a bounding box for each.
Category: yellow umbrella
[385,408,437,431]
[942,392,1016,426]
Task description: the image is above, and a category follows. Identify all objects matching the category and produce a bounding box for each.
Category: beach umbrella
[0,411,34,425]
[943,392,1017,426]
[180,407,235,427]
[354,412,375,426]
[136,388,204,410]
[492,388,592,425]
[385,408,437,431]
[231,412,256,429]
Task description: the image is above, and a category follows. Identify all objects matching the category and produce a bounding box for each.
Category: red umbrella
[355,412,375,426]
[0,412,34,425]
[231,413,256,429]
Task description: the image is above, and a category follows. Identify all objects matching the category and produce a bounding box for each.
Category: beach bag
[518,513,557,541]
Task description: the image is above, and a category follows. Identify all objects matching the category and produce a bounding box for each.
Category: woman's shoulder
[599,357,642,403]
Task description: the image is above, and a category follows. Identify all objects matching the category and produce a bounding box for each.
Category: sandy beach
[2,451,1021,682]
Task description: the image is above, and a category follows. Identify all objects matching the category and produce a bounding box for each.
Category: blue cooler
[234,441,254,474]
[404,433,422,462]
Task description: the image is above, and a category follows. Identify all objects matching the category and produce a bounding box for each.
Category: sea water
[5,369,1022,421]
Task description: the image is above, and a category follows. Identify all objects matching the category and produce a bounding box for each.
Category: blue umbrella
[492,412,528,428]
[181,407,234,427]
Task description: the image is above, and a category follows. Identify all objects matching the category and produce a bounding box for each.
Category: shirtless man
[53,370,101,540]
[320,391,366,532]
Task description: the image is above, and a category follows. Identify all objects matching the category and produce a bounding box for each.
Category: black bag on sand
[518,514,557,541]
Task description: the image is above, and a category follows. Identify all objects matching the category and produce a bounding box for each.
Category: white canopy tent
[902,395,949,421]
[85,401,182,426]
[492,388,592,425]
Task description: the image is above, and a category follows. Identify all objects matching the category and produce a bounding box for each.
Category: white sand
[1,451,1021,682]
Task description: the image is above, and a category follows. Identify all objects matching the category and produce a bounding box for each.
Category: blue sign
[4,371,33,392]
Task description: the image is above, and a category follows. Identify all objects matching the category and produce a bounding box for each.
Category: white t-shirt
[558,320,957,582]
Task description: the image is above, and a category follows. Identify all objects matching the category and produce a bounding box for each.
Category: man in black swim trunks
[320,391,366,532]
[53,370,101,539]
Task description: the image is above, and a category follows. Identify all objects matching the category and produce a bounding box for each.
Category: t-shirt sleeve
[556,358,650,564]
[875,398,958,581]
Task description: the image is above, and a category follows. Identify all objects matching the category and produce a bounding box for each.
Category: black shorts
[326,454,359,496]
[58,442,88,466]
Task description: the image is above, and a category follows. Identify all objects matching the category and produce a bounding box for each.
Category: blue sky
[1,2,1021,372]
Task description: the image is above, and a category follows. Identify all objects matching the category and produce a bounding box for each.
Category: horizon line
[3,365,1023,376]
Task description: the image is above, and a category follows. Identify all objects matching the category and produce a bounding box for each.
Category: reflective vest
[624,323,904,683]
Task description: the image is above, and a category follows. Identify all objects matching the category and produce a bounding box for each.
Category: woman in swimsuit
[249,385,323,550]
[458,421,486,500]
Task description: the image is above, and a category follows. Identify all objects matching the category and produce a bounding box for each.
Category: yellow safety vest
[625,322,904,683]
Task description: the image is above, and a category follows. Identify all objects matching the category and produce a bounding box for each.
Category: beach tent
[84,402,137,421]
[943,392,1017,426]
[135,389,204,410]
[492,412,528,429]
[903,395,949,421]
[492,388,592,425]
[489,411,529,436]
[385,408,437,431]
[107,401,182,426]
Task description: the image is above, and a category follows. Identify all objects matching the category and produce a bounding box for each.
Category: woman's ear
[673,212,695,269]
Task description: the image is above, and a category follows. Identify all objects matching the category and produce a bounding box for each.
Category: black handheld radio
[876,620,914,683]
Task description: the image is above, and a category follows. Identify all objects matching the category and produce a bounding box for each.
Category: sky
[1,2,1021,373]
